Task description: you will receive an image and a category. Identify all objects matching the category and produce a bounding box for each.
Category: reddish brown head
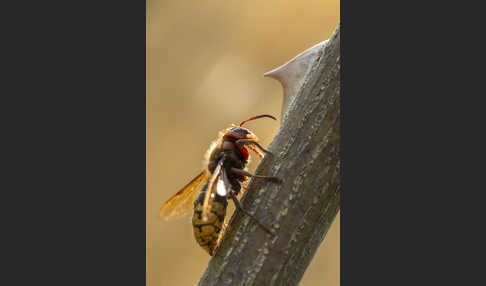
[223,114,276,141]
[224,127,257,141]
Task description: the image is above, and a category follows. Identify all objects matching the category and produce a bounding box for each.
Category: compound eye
[228,128,250,139]
[231,128,249,134]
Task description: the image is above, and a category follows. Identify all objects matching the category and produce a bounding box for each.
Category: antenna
[239,114,277,127]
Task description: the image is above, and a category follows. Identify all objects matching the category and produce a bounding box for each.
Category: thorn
[264,40,329,118]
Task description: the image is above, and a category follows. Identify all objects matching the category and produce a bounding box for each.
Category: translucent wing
[159,170,208,220]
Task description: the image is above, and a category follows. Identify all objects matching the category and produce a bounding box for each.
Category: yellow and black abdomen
[192,183,228,256]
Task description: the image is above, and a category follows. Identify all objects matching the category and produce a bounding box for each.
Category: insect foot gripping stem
[229,192,275,236]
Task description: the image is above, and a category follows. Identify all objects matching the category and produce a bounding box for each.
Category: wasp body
[192,183,227,255]
[159,115,279,255]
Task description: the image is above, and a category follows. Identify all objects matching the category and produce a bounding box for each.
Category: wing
[201,158,224,222]
[159,170,208,220]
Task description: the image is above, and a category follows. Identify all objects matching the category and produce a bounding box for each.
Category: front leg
[235,139,272,157]
[230,167,281,183]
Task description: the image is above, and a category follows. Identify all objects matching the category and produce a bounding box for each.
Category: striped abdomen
[192,183,228,256]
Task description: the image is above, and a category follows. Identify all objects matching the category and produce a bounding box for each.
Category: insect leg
[235,139,273,156]
[228,191,275,236]
[230,167,281,183]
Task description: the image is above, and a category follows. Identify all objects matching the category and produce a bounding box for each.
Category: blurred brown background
[147,1,340,285]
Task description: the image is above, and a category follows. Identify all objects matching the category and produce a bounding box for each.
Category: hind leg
[228,191,274,236]
[222,167,275,236]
